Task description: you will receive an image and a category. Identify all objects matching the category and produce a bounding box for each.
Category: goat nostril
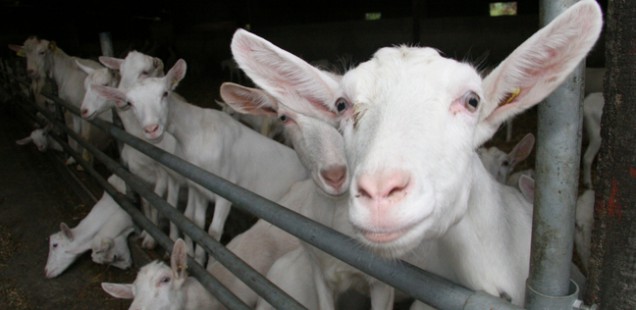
[356,170,411,201]
[321,166,346,188]
[144,124,158,134]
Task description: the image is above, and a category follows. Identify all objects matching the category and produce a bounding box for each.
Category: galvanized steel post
[526,0,586,308]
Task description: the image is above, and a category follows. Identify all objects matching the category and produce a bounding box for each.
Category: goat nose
[356,170,410,204]
[320,165,346,191]
[27,69,36,77]
[144,124,159,134]
[81,108,88,117]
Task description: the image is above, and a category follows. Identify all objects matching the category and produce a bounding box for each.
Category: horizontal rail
[2,59,523,309]
[36,90,307,310]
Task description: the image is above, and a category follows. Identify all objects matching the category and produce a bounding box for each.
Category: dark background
[1,0,608,104]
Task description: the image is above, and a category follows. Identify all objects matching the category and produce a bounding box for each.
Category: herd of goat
[6,0,607,309]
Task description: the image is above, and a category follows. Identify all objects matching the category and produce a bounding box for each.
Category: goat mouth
[146,133,164,143]
[356,225,414,244]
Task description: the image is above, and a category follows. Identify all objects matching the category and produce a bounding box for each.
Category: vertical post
[526,0,585,308]
[99,32,114,57]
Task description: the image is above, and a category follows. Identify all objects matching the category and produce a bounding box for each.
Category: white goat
[9,37,113,167]
[15,125,62,152]
[216,99,286,144]
[94,60,308,265]
[91,228,134,270]
[582,92,604,189]
[231,35,396,310]
[478,132,535,184]
[574,189,595,274]
[44,174,133,278]
[201,82,357,309]
[102,238,215,310]
[90,203,135,270]
[82,51,183,249]
[229,1,603,306]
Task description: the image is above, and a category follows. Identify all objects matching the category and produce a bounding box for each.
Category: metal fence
[0,2,590,307]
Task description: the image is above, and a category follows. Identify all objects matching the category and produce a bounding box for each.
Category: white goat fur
[216,98,286,144]
[202,82,372,309]
[478,132,535,184]
[10,37,112,166]
[95,60,308,265]
[230,1,603,306]
[574,189,595,274]
[231,36,396,310]
[83,51,184,249]
[582,92,604,189]
[15,126,62,152]
[44,174,132,278]
[90,214,135,270]
[102,239,215,310]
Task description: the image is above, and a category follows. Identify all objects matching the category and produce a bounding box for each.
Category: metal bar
[33,98,305,310]
[32,105,253,310]
[527,0,585,308]
[40,92,523,309]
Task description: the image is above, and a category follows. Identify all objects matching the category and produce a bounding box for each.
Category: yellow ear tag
[500,87,521,106]
[16,49,25,57]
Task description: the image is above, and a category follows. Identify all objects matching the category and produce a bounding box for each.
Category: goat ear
[170,239,188,281]
[165,59,186,90]
[475,0,602,146]
[509,133,535,166]
[48,41,57,51]
[16,136,33,146]
[101,282,134,299]
[92,85,128,108]
[99,56,123,70]
[219,82,279,117]
[153,57,164,74]
[8,44,25,57]
[230,29,340,121]
[75,59,95,75]
[60,222,74,241]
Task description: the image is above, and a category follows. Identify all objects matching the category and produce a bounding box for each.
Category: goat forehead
[128,80,164,104]
[341,47,481,168]
[22,37,44,53]
[342,46,481,123]
[136,262,170,284]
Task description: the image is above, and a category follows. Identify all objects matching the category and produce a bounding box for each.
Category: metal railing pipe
[44,94,523,309]
[32,96,306,309]
[527,0,585,308]
[31,104,255,310]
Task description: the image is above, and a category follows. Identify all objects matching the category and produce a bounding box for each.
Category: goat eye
[162,91,168,98]
[161,276,171,284]
[463,91,480,112]
[279,115,287,122]
[52,243,58,248]
[335,98,349,113]
[126,101,133,107]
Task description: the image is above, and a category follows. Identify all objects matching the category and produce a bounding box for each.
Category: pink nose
[144,124,159,135]
[320,165,346,191]
[355,170,411,207]
[81,108,89,117]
